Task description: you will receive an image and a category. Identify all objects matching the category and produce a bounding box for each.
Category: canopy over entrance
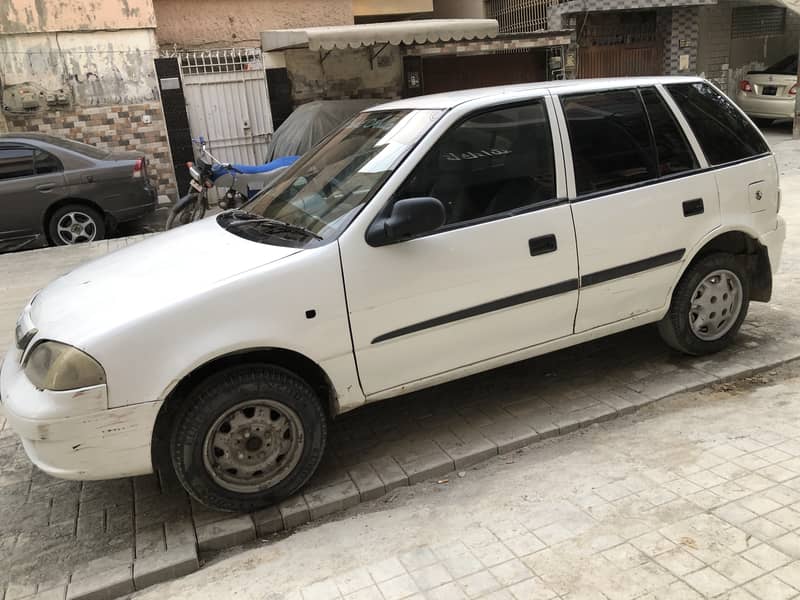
[261,19,500,52]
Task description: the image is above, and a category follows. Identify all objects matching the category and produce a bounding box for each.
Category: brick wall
[6,102,177,198]
[695,4,733,89]
[665,6,701,75]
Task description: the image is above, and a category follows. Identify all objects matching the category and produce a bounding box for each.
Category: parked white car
[0,77,786,511]
[735,54,798,124]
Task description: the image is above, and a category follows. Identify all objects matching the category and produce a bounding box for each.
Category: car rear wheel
[169,365,327,512]
[658,253,750,355]
[48,204,106,245]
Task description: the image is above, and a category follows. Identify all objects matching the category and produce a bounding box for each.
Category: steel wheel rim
[689,269,743,341]
[202,399,305,493]
[56,211,97,244]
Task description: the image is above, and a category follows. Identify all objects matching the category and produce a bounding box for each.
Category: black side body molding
[371,279,580,344]
[581,249,686,288]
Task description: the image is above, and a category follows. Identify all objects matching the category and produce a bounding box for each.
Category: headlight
[24,341,106,391]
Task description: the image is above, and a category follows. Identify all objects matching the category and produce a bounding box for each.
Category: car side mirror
[366,197,446,246]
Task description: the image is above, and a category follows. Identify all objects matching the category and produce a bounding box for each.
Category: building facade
[0,0,177,197]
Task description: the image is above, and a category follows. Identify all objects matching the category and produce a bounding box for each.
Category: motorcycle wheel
[166,194,207,230]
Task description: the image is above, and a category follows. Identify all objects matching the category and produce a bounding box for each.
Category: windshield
[231,109,444,244]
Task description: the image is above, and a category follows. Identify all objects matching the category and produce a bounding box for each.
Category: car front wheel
[658,252,750,355]
[170,365,327,512]
[48,204,106,245]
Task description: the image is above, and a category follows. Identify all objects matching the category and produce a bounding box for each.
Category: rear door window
[666,82,769,166]
[640,87,698,177]
[0,147,35,180]
[562,89,657,196]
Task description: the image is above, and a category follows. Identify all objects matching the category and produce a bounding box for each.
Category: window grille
[732,6,786,38]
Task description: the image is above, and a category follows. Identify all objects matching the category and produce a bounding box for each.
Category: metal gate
[577,12,663,79]
[176,48,274,165]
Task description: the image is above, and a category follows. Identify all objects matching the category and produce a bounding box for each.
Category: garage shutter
[732,6,786,38]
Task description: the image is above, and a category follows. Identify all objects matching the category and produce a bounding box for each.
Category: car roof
[0,132,65,144]
[367,76,706,111]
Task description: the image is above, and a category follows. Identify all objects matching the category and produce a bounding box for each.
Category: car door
[557,86,721,333]
[340,98,580,397]
[0,144,65,246]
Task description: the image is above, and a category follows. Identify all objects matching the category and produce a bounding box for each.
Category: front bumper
[0,345,160,480]
[761,216,787,275]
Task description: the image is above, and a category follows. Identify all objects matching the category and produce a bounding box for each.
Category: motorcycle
[166,137,299,230]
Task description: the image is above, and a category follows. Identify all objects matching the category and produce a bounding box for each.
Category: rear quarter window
[666,82,769,166]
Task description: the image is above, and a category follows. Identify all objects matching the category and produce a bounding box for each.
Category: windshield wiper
[226,215,323,240]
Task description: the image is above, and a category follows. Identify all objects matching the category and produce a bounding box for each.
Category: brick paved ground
[1,127,799,599]
[136,362,800,600]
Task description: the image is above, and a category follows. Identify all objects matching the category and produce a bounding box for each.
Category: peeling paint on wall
[1,0,155,34]
[153,0,351,48]
[0,29,159,107]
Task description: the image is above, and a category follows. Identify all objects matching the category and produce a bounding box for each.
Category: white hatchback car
[0,77,786,512]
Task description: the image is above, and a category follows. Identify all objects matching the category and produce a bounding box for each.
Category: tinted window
[666,82,769,166]
[34,149,62,174]
[764,54,797,75]
[395,102,555,227]
[641,88,698,177]
[562,90,656,195]
[0,147,35,180]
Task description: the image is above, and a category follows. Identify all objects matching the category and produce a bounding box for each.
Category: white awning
[261,19,499,52]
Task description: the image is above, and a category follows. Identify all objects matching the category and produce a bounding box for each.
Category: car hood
[30,217,301,345]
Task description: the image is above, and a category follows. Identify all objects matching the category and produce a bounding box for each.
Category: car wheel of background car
[169,364,327,512]
[165,194,206,230]
[658,252,750,356]
[48,204,106,246]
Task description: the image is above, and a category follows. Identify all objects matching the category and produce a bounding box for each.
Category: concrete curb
[32,350,797,600]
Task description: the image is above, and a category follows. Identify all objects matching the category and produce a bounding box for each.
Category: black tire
[47,204,106,246]
[658,253,750,356]
[165,194,205,230]
[169,365,327,512]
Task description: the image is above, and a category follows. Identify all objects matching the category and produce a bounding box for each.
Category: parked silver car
[735,54,798,124]
[0,133,156,252]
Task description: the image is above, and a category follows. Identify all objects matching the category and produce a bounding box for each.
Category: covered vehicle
[264,99,381,162]
[736,54,798,124]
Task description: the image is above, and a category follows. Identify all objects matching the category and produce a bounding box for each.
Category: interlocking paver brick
[458,570,501,599]
[683,567,736,597]
[333,568,373,596]
[712,555,764,585]
[132,544,198,590]
[741,543,793,571]
[301,579,340,600]
[426,582,468,600]
[409,563,452,591]
[744,573,799,600]
[367,557,406,584]
[489,560,533,586]
[195,515,255,552]
[377,573,419,600]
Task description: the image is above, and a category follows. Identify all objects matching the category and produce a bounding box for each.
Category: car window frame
[0,144,36,182]
[366,96,567,243]
[664,80,772,169]
[32,146,64,175]
[553,83,765,203]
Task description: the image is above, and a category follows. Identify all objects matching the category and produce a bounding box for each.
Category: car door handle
[529,234,558,257]
[36,183,56,192]
[683,198,704,217]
